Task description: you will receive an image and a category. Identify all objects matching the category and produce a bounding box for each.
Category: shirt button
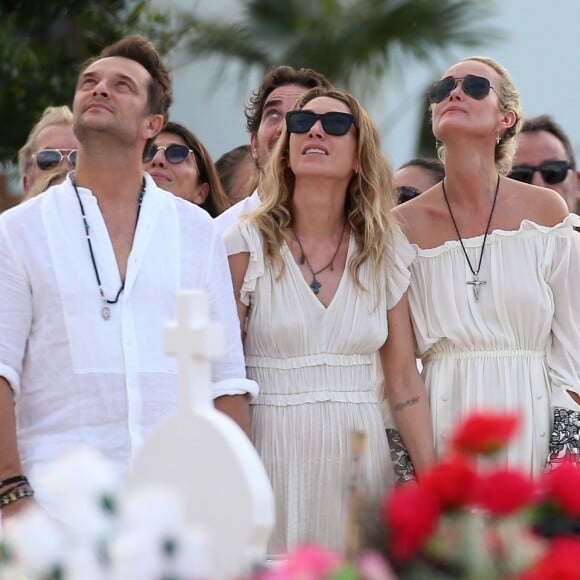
[441,394,448,402]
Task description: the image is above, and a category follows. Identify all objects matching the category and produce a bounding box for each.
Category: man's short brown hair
[245,65,332,134]
[521,114,576,169]
[81,34,172,124]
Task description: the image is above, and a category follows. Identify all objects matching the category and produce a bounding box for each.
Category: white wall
[163,0,580,169]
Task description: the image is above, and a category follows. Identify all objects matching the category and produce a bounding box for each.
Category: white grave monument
[127,290,275,578]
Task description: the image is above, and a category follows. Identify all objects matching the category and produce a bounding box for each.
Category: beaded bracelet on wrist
[0,483,34,508]
[0,474,28,489]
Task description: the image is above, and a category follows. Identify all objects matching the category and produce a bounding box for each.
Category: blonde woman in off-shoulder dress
[395,56,580,476]
[224,87,435,554]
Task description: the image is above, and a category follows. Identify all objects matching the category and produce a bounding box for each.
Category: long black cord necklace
[72,177,145,320]
[291,222,347,295]
[441,174,500,302]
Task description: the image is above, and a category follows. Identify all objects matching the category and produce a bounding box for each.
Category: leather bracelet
[0,474,28,489]
[0,483,34,508]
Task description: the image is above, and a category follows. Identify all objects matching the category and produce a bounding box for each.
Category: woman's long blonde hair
[249,87,398,294]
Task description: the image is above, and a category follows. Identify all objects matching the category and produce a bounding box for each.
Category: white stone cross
[127,290,275,579]
[164,289,223,412]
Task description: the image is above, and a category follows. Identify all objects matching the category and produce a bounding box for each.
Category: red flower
[539,460,580,517]
[519,537,580,580]
[471,468,535,515]
[452,412,519,456]
[420,454,478,510]
[382,483,440,561]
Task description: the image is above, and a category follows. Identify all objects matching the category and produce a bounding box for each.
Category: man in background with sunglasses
[215,65,332,234]
[511,114,579,214]
[17,105,79,196]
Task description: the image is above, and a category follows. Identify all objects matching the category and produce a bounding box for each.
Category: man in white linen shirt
[0,35,257,521]
[214,65,332,234]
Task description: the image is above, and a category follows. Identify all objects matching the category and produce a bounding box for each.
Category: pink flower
[259,544,341,580]
[452,412,519,456]
[357,551,397,580]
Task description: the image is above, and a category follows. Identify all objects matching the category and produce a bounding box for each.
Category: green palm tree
[180,0,503,94]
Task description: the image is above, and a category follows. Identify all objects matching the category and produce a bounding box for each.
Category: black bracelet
[0,482,34,508]
[0,474,28,489]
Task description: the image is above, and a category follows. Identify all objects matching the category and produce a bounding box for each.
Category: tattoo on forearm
[394,396,419,412]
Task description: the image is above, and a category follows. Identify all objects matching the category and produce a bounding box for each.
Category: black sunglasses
[428,75,499,104]
[286,110,356,136]
[143,144,193,164]
[509,161,571,185]
[33,149,77,170]
[397,186,422,204]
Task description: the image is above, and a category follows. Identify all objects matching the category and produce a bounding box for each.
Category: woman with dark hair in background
[394,157,445,204]
[144,121,231,217]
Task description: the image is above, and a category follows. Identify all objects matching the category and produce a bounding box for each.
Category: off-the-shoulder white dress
[224,222,412,553]
[405,215,580,474]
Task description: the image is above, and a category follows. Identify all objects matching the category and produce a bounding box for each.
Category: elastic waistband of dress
[425,349,546,361]
[252,390,378,407]
[245,352,373,369]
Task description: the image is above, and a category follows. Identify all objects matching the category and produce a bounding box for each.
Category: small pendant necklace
[442,174,500,302]
[291,222,347,295]
[72,177,145,320]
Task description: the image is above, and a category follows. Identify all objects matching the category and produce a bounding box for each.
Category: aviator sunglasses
[286,110,356,136]
[428,75,499,104]
[143,143,193,164]
[509,160,571,185]
[33,148,77,171]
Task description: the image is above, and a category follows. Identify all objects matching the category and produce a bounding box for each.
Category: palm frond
[177,0,504,95]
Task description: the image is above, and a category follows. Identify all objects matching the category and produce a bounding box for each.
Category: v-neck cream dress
[224,221,412,554]
[405,215,580,475]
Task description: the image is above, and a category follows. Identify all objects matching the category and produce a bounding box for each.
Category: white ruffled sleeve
[223,220,265,307]
[386,224,417,310]
[545,214,580,411]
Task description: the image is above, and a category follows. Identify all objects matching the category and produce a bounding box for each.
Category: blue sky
[166,0,579,169]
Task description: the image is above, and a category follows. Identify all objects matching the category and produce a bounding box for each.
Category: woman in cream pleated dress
[224,87,435,554]
[395,56,580,476]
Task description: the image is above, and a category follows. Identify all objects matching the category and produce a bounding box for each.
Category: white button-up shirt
[0,174,257,484]
[214,189,261,235]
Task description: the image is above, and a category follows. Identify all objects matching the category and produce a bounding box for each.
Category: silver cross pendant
[466,273,486,302]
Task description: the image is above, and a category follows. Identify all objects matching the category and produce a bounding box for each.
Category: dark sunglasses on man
[428,75,500,104]
[143,144,193,164]
[286,110,356,136]
[33,149,77,171]
[508,160,572,185]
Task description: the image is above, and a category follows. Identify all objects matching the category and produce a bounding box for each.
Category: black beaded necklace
[72,177,145,320]
[442,174,500,302]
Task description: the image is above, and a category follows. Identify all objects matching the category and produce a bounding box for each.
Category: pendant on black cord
[310,279,321,295]
[466,272,486,302]
[101,305,111,320]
